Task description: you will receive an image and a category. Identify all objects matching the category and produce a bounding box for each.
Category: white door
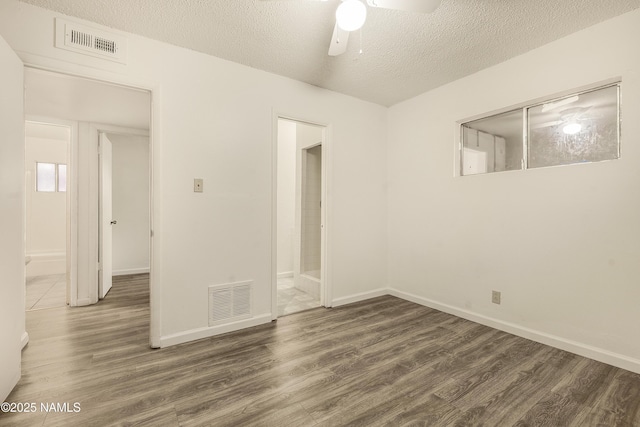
[0,35,25,401]
[98,133,114,298]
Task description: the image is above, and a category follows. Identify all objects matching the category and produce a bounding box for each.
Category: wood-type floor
[3,274,640,426]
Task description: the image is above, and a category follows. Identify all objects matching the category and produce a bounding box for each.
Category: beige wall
[0,0,388,346]
[301,144,322,275]
[109,133,150,276]
[276,120,296,276]
[387,9,640,373]
[24,122,69,276]
[0,33,24,402]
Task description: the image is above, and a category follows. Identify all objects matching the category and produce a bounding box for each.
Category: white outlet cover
[194,178,203,192]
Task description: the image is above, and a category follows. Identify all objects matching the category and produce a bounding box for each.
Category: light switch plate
[492,290,501,305]
[194,178,203,193]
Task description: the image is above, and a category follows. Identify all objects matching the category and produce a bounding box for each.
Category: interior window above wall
[461,110,523,176]
[460,82,620,176]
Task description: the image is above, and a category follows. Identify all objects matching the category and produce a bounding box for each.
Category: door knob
[110,220,117,225]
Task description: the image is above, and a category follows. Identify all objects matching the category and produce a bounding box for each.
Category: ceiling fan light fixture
[336,0,367,32]
[563,122,582,135]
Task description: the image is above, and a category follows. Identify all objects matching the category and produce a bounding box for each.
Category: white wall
[0,1,388,345]
[276,120,296,276]
[109,133,150,276]
[0,33,24,402]
[24,122,68,276]
[387,9,640,373]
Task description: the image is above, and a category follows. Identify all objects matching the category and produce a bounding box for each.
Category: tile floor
[277,276,321,317]
[26,274,67,310]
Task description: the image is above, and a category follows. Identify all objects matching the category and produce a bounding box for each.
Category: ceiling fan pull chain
[359,28,363,54]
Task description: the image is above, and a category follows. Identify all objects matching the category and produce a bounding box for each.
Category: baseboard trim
[21,331,29,349]
[331,288,389,308]
[75,298,93,306]
[113,267,150,276]
[159,313,272,348]
[25,251,66,277]
[388,288,640,375]
[277,271,293,279]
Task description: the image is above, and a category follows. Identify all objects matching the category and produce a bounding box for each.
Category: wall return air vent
[208,281,253,327]
[55,18,127,64]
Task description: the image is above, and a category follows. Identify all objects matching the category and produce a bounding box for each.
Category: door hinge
[97,261,101,272]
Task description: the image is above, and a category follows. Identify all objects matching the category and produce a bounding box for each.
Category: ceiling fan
[263,0,442,56]
[534,105,598,135]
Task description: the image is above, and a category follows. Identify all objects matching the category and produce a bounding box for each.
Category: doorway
[275,118,327,317]
[98,130,150,299]
[24,120,71,310]
[23,66,153,341]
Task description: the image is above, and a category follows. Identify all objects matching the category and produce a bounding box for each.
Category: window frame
[35,161,68,192]
[459,81,621,176]
[57,163,67,192]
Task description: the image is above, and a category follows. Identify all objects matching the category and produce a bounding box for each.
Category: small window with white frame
[460,82,621,176]
[36,162,67,192]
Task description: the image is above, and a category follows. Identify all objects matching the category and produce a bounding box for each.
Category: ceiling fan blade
[365,0,441,13]
[328,21,349,56]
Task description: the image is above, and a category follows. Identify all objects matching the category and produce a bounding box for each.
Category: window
[461,83,620,176]
[58,164,67,192]
[36,162,67,192]
[462,110,523,175]
[36,162,56,192]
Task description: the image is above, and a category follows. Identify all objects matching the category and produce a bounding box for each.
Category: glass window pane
[462,109,523,176]
[528,85,619,168]
[58,164,67,192]
[36,162,56,192]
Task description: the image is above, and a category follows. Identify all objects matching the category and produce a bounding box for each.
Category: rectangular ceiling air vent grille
[208,281,253,326]
[95,37,117,54]
[70,29,93,48]
[55,18,127,64]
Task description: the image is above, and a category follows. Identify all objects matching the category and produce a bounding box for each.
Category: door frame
[96,126,150,300]
[98,131,113,299]
[24,117,77,306]
[271,114,332,319]
[23,63,161,348]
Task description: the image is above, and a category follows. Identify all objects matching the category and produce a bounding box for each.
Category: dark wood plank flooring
[2,274,639,426]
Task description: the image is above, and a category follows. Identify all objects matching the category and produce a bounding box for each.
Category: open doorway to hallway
[23,66,152,338]
[24,121,70,311]
[276,118,326,316]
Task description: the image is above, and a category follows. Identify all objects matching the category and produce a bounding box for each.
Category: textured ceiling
[18,0,640,106]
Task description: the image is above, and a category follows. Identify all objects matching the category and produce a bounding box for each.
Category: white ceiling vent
[208,281,253,326]
[55,18,127,64]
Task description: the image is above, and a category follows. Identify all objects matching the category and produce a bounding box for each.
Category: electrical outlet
[194,178,203,193]
[492,290,501,305]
